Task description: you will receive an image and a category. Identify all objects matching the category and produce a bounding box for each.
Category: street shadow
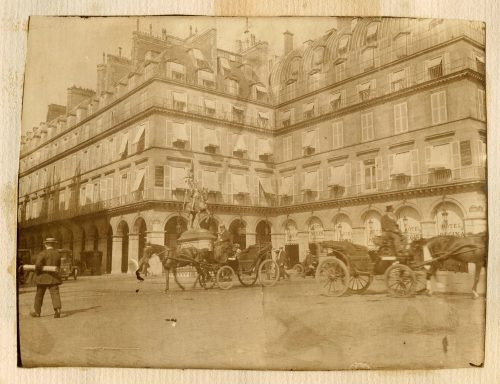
[61,305,101,318]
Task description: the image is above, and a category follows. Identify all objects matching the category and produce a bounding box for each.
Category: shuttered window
[361,112,374,142]
[431,91,447,124]
[394,102,408,133]
[154,166,165,187]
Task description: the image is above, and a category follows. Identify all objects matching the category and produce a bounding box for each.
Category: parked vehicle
[58,249,79,280]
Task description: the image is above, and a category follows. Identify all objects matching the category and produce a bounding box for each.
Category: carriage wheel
[315,258,350,297]
[348,269,372,294]
[385,264,416,297]
[199,268,216,289]
[237,264,259,286]
[292,263,304,275]
[258,259,280,287]
[216,266,235,290]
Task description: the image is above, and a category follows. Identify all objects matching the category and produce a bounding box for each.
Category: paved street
[18,270,486,370]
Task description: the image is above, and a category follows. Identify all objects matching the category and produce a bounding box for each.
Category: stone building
[18,18,486,272]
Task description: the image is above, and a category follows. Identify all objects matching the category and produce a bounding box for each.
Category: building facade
[18,18,486,272]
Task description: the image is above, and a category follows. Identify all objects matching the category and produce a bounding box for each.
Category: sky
[22,16,338,133]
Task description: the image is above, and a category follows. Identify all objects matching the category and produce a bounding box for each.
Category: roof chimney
[283,31,294,55]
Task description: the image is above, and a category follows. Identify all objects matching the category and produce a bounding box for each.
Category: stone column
[148,221,166,245]
[421,221,436,238]
[111,235,123,274]
[72,234,84,261]
[85,235,96,253]
[297,232,309,261]
[128,233,140,263]
[97,236,108,274]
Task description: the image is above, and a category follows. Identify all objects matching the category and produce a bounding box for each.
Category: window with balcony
[391,69,407,91]
[227,79,239,95]
[204,99,216,116]
[120,173,129,197]
[154,166,165,188]
[361,112,374,142]
[118,132,129,159]
[233,134,247,157]
[232,105,244,123]
[170,166,188,199]
[259,178,276,206]
[330,92,343,111]
[302,129,318,156]
[131,169,145,198]
[301,170,320,201]
[427,57,443,79]
[303,101,315,119]
[394,102,408,134]
[364,160,377,191]
[257,138,273,161]
[335,61,346,82]
[329,165,346,197]
[431,90,447,124]
[477,88,486,120]
[172,92,187,112]
[332,120,343,149]
[201,170,221,194]
[426,143,453,182]
[204,128,219,154]
[282,109,293,127]
[133,123,146,153]
[283,135,292,161]
[198,70,215,88]
[167,121,189,149]
[254,85,268,102]
[390,151,412,188]
[258,111,269,128]
[358,80,375,101]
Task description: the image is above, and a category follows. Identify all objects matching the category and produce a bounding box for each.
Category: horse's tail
[135,269,144,281]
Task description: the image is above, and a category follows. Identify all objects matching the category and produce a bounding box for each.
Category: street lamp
[441,207,449,234]
[403,216,408,233]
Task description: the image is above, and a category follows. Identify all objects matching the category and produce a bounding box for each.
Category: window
[288,58,300,83]
[476,56,485,74]
[427,57,443,79]
[285,81,296,99]
[477,89,486,120]
[173,92,187,111]
[336,61,346,81]
[219,57,231,75]
[394,33,409,58]
[361,112,374,141]
[358,80,375,101]
[255,85,268,102]
[303,102,315,119]
[431,91,447,124]
[366,23,379,44]
[391,69,407,91]
[302,129,318,156]
[204,99,216,116]
[282,110,292,127]
[338,35,349,55]
[311,46,324,71]
[364,160,377,191]
[394,102,408,133]
[204,128,219,153]
[133,124,146,153]
[227,79,239,95]
[332,121,343,149]
[258,111,269,128]
[169,62,186,80]
[232,106,244,123]
[427,143,452,170]
[330,92,343,111]
[198,70,215,88]
[59,188,66,210]
[460,140,473,166]
[361,47,375,71]
[283,135,292,161]
[154,166,165,187]
[120,173,129,196]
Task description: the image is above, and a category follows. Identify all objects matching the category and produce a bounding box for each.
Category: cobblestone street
[18,270,485,370]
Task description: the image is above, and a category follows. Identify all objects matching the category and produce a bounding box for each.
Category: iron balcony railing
[19,166,485,227]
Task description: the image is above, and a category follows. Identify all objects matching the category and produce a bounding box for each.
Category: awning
[302,130,317,149]
[258,139,273,156]
[391,152,411,176]
[171,167,187,190]
[428,57,442,68]
[232,105,244,112]
[367,23,379,37]
[119,134,129,155]
[233,135,247,153]
[169,62,186,74]
[359,82,371,92]
[232,174,249,194]
[192,49,204,60]
[132,169,145,192]
[259,178,275,194]
[258,111,269,120]
[303,102,315,112]
[330,92,342,103]
[329,166,345,187]
[172,122,189,143]
[173,92,187,104]
[204,99,215,110]
[132,124,145,144]
[204,129,219,147]
[280,177,293,196]
[255,85,267,93]
[392,69,406,82]
[219,57,230,70]
[202,170,220,192]
[302,171,319,191]
[198,70,214,82]
[429,144,451,169]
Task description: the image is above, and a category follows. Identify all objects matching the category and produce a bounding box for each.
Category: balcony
[19,166,484,228]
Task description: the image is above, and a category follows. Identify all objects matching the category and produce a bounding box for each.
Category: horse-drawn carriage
[137,228,280,291]
[307,232,486,298]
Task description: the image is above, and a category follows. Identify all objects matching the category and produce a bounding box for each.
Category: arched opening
[106,225,113,274]
[363,211,382,249]
[164,215,188,249]
[118,221,129,273]
[81,228,86,253]
[332,214,352,242]
[200,216,219,235]
[134,218,147,262]
[395,206,422,241]
[307,217,324,255]
[229,219,246,249]
[433,202,464,237]
[256,220,272,246]
[89,225,99,251]
[283,219,299,267]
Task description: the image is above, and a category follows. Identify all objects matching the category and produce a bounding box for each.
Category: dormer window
[286,58,300,84]
[198,70,215,88]
[366,22,379,44]
[394,33,409,58]
[219,57,231,75]
[227,78,239,95]
[168,62,186,81]
[311,46,324,73]
[192,48,208,68]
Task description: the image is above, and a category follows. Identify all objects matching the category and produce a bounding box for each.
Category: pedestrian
[30,237,63,318]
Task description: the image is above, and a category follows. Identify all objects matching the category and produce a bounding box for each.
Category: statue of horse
[409,233,487,298]
[135,243,209,292]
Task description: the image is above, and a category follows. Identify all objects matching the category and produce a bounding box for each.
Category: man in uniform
[381,205,404,256]
[215,225,233,263]
[30,238,62,318]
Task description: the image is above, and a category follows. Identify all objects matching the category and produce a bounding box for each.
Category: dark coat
[34,248,62,285]
[381,213,400,233]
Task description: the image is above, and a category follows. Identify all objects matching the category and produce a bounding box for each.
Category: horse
[409,233,487,298]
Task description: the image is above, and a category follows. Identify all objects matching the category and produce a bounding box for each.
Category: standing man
[276,246,290,280]
[30,238,62,318]
[381,205,404,256]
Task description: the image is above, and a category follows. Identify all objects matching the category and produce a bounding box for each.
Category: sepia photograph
[16,15,487,371]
